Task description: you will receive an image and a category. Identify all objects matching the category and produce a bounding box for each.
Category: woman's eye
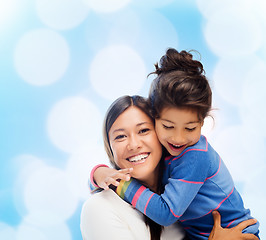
[162,124,173,129]
[185,127,196,132]
[139,128,150,134]
[115,135,126,140]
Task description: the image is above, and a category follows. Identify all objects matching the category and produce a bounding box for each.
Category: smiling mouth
[169,143,186,151]
[127,153,149,162]
[171,144,185,148]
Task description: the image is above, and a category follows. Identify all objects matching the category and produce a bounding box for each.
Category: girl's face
[109,106,162,185]
[155,107,203,156]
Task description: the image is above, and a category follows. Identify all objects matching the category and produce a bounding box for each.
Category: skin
[155,107,203,156]
[108,106,162,191]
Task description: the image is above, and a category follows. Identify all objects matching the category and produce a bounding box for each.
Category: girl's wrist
[90,164,109,188]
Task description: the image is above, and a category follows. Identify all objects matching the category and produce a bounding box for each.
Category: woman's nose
[127,135,141,150]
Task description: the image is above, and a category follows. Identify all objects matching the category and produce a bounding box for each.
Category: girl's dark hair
[103,95,163,240]
[149,48,212,121]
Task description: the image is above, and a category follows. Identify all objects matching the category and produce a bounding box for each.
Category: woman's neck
[139,165,160,192]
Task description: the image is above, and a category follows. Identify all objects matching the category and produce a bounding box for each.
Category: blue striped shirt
[116,135,259,239]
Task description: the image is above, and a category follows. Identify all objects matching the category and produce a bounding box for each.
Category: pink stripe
[165,155,172,161]
[178,179,204,184]
[144,193,155,214]
[131,186,146,208]
[144,194,181,218]
[214,187,234,210]
[170,208,181,218]
[176,150,221,185]
[205,156,221,181]
[197,217,236,236]
[180,187,235,222]
[226,218,236,228]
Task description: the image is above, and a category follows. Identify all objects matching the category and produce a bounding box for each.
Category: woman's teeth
[127,153,149,162]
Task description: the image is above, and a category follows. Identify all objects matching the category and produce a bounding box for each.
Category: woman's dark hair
[149,48,212,121]
[103,95,163,240]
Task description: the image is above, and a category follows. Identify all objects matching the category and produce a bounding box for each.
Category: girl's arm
[90,164,133,190]
[209,211,259,240]
[116,152,210,226]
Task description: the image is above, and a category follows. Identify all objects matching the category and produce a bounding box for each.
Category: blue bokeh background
[1,0,266,239]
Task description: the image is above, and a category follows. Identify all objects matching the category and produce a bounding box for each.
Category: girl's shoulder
[168,136,213,164]
[186,135,208,152]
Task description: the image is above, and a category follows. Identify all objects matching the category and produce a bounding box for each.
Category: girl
[91,49,259,239]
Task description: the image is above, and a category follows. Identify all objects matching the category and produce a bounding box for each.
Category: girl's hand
[208,211,259,240]
[94,167,133,190]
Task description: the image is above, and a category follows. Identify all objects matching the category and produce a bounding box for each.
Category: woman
[80,95,258,240]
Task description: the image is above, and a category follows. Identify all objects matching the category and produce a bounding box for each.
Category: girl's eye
[162,124,173,129]
[114,135,126,140]
[185,127,196,132]
[139,128,150,134]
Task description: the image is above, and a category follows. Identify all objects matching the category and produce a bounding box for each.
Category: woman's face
[109,106,162,185]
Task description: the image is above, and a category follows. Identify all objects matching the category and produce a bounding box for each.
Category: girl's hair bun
[154,48,204,76]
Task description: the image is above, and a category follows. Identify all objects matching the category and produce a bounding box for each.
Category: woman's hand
[208,211,259,240]
[94,167,133,190]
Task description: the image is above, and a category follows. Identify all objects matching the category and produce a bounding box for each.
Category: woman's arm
[209,211,259,240]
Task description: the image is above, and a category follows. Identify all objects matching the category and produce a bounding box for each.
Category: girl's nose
[172,130,185,144]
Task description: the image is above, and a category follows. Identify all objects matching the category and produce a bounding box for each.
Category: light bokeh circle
[0,223,16,240]
[47,97,102,153]
[0,0,18,29]
[36,0,90,30]
[196,0,249,19]
[23,166,79,224]
[89,45,146,101]
[14,29,69,86]
[16,224,47,240]
[212,55,262,106]
[66,144,109,200]
[136,10,178,62]
[13,155,47,218]
[242,166,266,240]
[212,125,264,183]
[18,220,72,240]
[240,60,266,137]
[82,0,131,13]
[85,10,140,54]
[204,7,262,57]
[66,143,110,200]
[132,0,175,8]
[245,0,266,25]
